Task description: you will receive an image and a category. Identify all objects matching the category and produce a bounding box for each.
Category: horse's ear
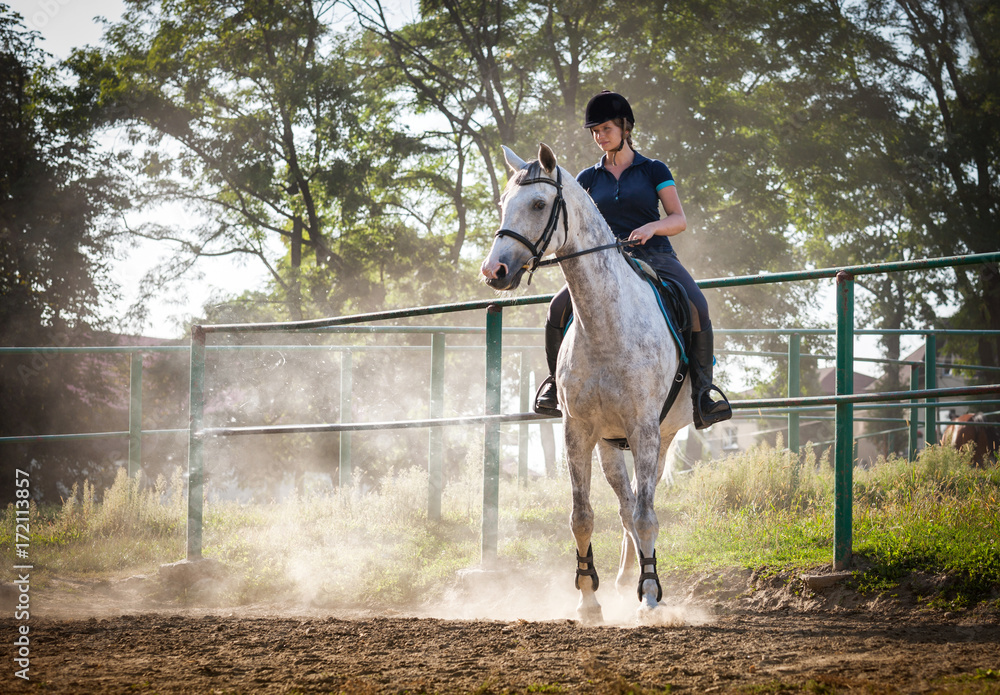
[538,143,557,173]
[502,146,526,174]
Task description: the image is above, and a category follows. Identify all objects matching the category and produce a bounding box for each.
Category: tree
[873,0,1000,374]
[1,4,130,500]
[75,0,440,323]
[0,6,124,343]
[350,0,524,268]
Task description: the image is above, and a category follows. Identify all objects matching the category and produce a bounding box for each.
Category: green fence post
[128,352,143,479]
[833,271,854,571]
[518,350,530,487]
[428,333,445,521]
[908,363,920,461]
[787,333,801,454]
[924,333,938,447]
[482,305,503,568]
[340,349,353,487]
[187,326,205,560]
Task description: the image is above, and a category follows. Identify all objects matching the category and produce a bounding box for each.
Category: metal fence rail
[0,336,547,478]
[180,251,1000,569]
[4,251,999,572]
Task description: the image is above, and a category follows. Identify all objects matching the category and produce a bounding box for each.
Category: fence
[719,329,1000,457]
[6,330,995,480]
[183,251,1000,570]
[4,252,1000,572]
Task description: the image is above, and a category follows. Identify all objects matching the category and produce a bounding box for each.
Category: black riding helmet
[582,90,635,129]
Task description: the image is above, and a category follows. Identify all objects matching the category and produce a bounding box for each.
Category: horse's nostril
[496,264,508,280]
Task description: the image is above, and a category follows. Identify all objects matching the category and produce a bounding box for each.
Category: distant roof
[817,367,877,395]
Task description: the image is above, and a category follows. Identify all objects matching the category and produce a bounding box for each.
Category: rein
[536,238,641,268]
[494,164,640,284]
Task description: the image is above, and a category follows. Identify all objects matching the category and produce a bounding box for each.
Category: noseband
[494,165,568,283]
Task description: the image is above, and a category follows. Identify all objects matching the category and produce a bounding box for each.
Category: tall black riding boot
[533,321,564,416]
[689,327,732,430]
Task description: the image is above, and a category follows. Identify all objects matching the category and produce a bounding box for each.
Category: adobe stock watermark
[24,0,75,31]
[13,332,73,386]
[12,468,33,681]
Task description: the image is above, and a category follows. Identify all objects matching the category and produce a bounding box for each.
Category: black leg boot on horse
[689,326,732,429]
[533,320,564,416]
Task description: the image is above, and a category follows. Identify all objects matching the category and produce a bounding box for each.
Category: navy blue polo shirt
[576,151,676,255]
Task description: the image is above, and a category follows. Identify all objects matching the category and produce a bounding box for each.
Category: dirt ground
[3,566,999,694]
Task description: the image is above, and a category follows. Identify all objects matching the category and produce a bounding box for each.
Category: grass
[852,445,1000,608]
[3,442,998,611]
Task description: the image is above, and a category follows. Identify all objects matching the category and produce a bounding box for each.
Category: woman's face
[590,120,625,153]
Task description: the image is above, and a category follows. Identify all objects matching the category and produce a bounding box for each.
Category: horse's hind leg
[565,420,602,624]
[596,440,638,597]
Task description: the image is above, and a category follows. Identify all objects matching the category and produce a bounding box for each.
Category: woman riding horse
[534,91,731,429]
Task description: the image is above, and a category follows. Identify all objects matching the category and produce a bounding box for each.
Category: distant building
[677,346,976,466]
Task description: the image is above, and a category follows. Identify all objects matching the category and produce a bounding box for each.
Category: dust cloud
[24,313,718,630]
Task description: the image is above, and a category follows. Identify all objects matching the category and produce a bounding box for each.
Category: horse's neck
[558,188,646,336]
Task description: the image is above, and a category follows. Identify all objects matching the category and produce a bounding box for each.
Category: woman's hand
[628,224,657,245]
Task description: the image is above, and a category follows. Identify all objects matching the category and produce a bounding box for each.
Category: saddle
[602,251,693,451]
[626,253,694,354]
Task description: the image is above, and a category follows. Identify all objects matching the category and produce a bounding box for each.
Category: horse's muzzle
[482,254,525,291]
[484,267,525,291]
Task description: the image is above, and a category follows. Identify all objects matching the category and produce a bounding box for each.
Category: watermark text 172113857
[13,468,32,681]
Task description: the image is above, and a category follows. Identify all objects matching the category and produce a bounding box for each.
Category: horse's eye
[533,200,546,211]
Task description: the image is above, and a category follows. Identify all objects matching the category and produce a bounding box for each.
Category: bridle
[493,164,568,282]
[494,163,638,284]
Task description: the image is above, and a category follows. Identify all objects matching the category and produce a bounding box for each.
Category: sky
[10,0,121,45]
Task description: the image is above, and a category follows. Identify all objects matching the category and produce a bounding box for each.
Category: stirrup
[637,549,662,602]
[693,385,732,430]
[574,543,599,591]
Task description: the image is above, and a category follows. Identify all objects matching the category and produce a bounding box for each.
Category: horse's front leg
[629,421,663,610]
[596,440,639,597]
[565,419,602,624]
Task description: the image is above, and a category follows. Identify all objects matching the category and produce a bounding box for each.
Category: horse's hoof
[577,605,604,625]
[639,593,659,611]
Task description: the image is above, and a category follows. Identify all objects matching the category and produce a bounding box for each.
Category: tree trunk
[289,216,303,321]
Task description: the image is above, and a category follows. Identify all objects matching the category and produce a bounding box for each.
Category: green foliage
[0,5,126,343]
[679,441,832,514]
[2,466,187,575]
[656,443,835,570]
[73,0,458,323]
[853,447,1000,605]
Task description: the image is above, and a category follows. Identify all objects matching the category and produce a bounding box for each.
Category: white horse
[481,143,694,623]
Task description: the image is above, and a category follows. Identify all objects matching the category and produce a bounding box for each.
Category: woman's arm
[628,185,687,244]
